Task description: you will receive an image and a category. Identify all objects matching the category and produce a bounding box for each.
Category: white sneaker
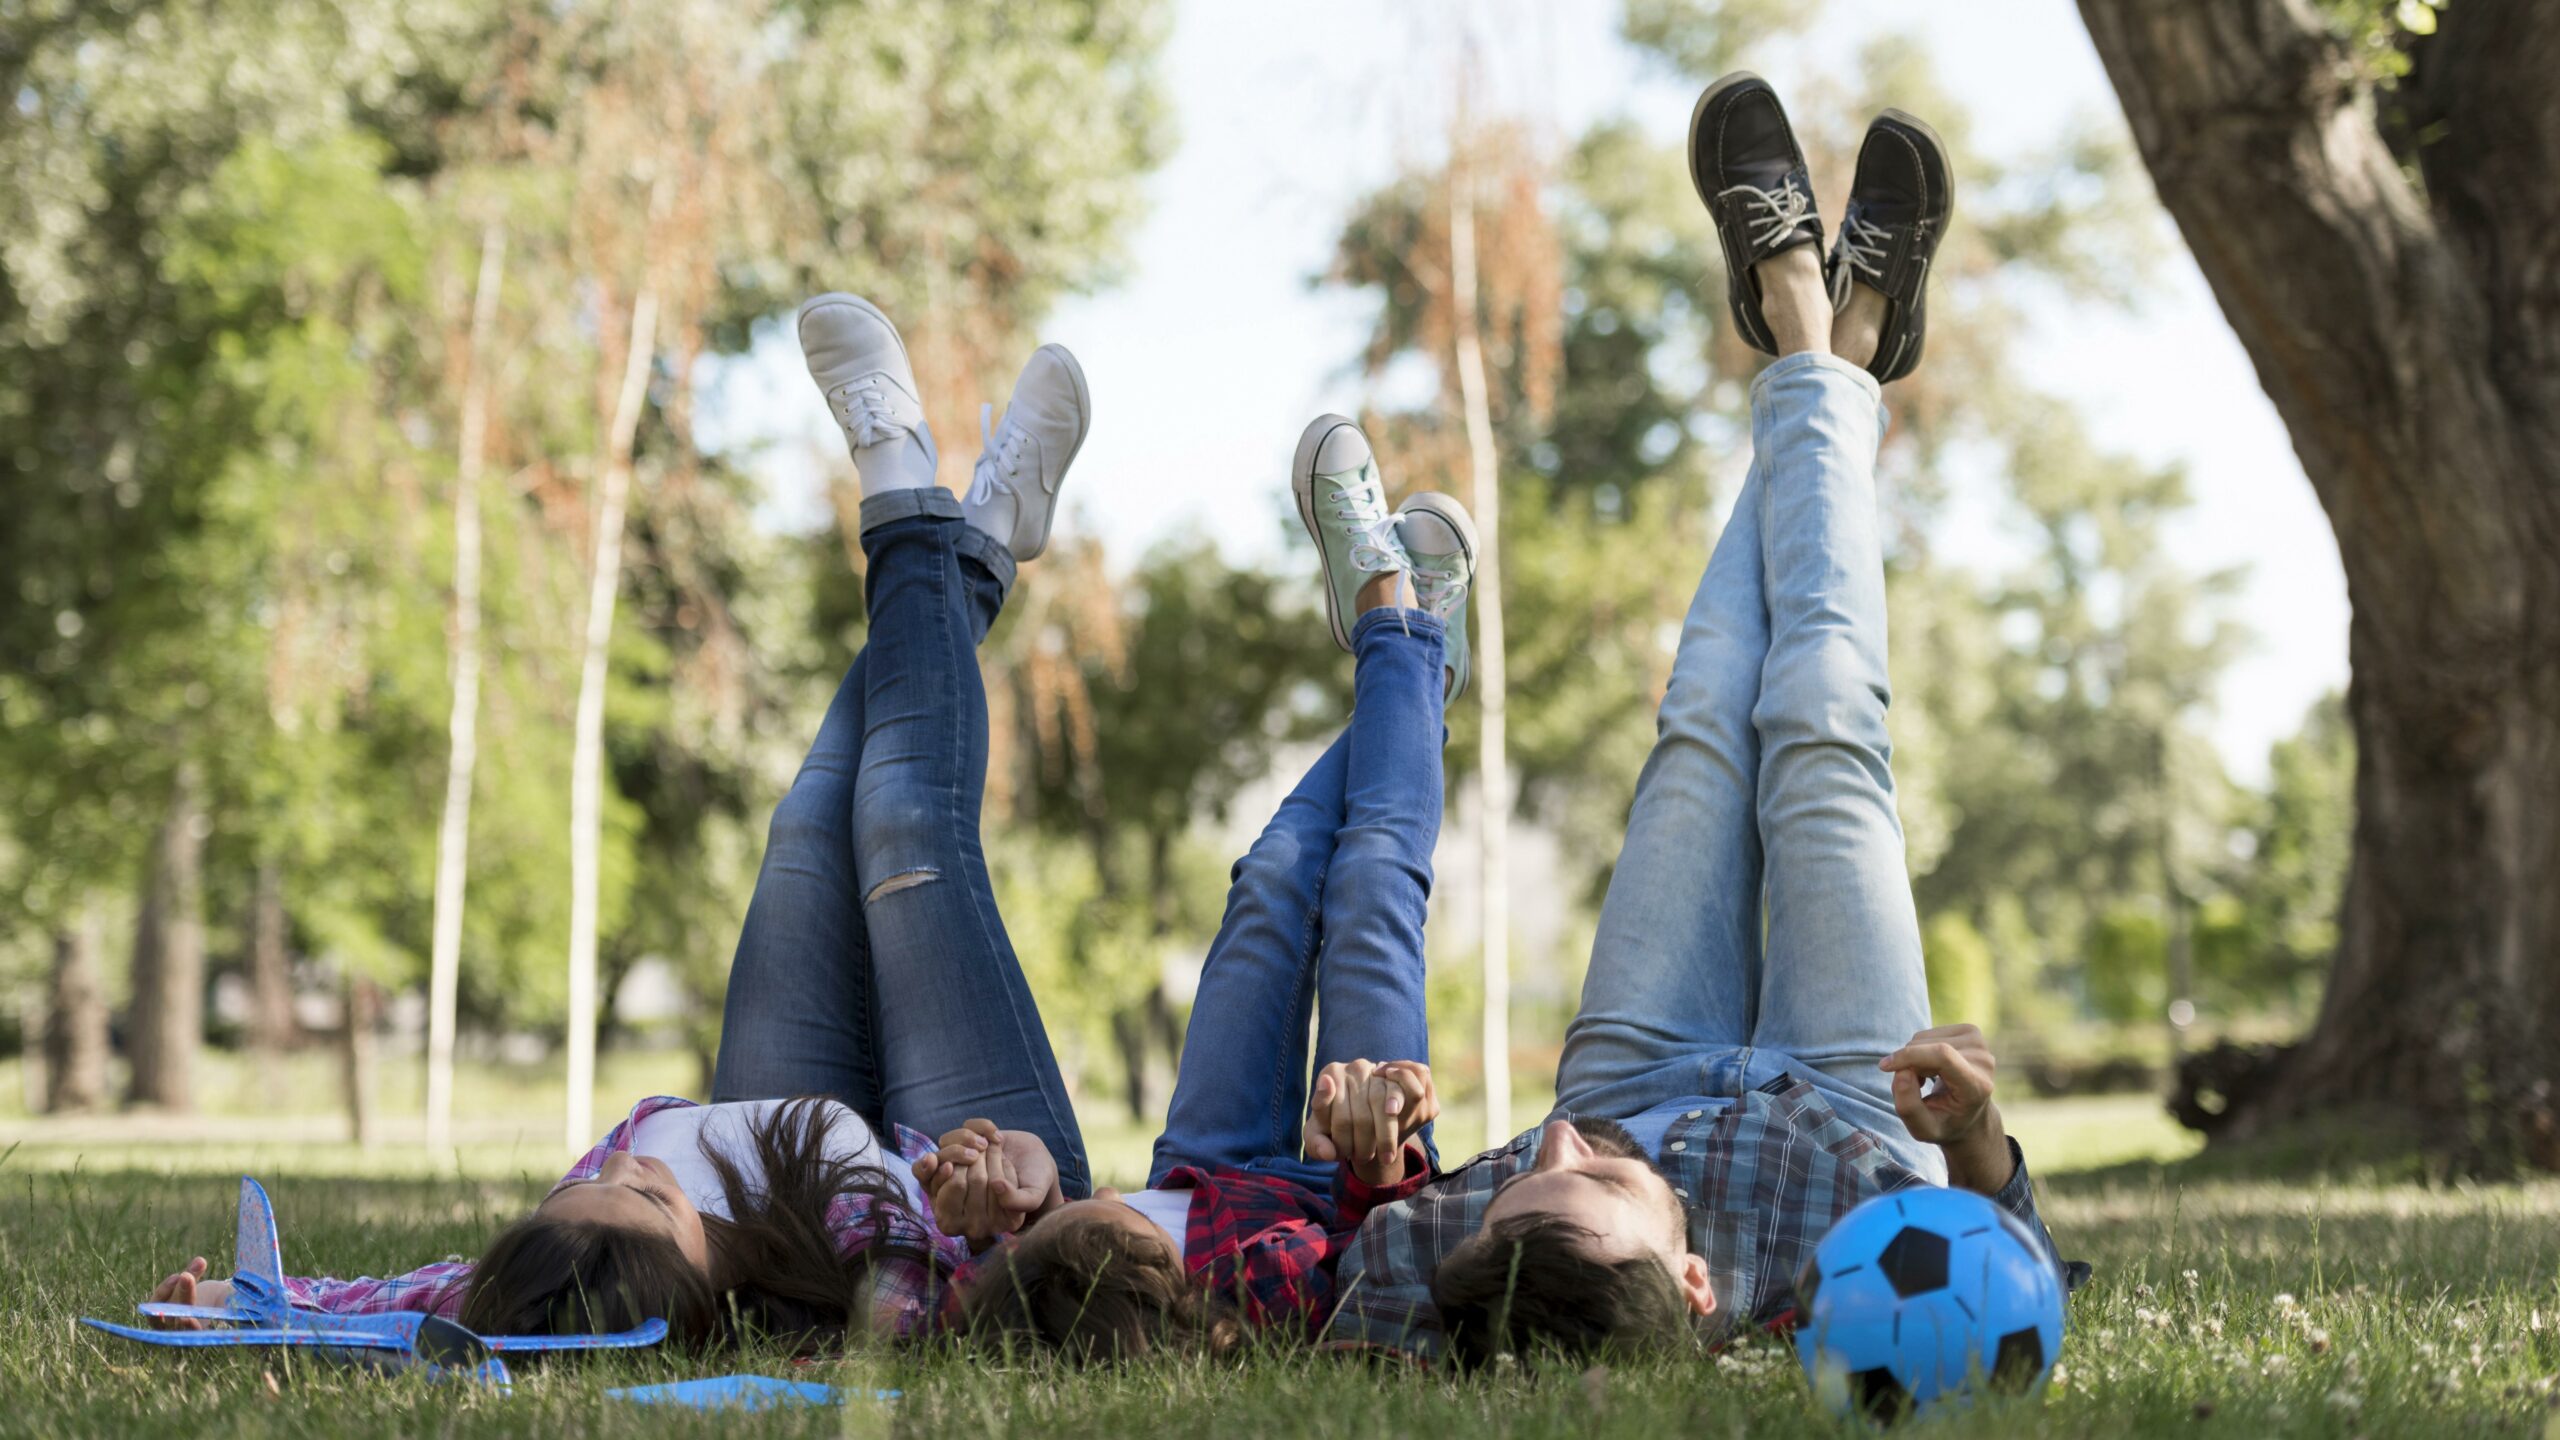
[1292,415,1409,652]
[797,292,937,496]
[965,344,1089,561]
[1397,493,1478,702]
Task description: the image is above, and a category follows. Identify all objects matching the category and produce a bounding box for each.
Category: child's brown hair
[954,1211,1240,1363]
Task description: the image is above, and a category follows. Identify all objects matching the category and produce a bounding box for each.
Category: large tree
[2075,0,2560,1171]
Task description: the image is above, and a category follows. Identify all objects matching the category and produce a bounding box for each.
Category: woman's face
[538,1151,711,1275]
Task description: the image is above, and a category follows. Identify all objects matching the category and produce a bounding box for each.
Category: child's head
[953,1192,1228,1363]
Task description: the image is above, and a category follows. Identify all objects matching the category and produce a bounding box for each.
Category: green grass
[6,1094,2558,1437]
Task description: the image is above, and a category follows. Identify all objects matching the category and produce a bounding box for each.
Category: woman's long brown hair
[461,1097,946,1350]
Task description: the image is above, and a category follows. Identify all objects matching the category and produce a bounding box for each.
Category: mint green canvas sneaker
[1292,415,1409,651]
[1396,492,1478,702]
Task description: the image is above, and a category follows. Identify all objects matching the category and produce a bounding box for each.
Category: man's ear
[1678,1252,1716,1317]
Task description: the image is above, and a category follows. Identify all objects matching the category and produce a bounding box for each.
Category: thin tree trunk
[426,223,505,1151]
[1449,132,1513,1144]
[126,762,205,1111]
[565,281,660,1152]
[43,902,110,1113]
[247,859,295,1105]
[2077,0,2560,1171]
[340,970,380,1147]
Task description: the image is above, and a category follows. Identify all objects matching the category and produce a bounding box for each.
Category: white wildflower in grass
[2136,1306,2171,1329]
[2326,1388,2362,1414]
[2181,1268,2201,1290]
[2202,1316,2226,1338]
[2307,1326,2332,1354]
[2264,1352,2291,1376]
[2273,1293,2301,1314]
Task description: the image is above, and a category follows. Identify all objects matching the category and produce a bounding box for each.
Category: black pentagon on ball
[1794,1254,1823,1313]
[1876,1225,1950,1297]
[1847,1365,1912,1421]
[1990,1326,2047,1390]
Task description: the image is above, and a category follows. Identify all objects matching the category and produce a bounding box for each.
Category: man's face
[1479,1117,1715,1316]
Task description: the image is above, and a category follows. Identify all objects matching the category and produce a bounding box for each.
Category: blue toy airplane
[81,1177,667,1387]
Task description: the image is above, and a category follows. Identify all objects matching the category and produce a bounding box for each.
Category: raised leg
[1745,352,1941,1179]
[1552,468,1771,1119]
[710,649,882,1112]
[1146,733,1346,1187]
[1307,610,1448,1162]
[848,488,1094,1197]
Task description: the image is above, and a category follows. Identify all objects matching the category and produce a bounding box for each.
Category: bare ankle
[1353,571,1408,617]
[1753,246,1831,357]
[1832,282,1888,372]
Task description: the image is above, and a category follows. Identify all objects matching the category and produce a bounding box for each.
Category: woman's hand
[1304,1060,1438,1187]
[1880,1023,2015,1194]
[144,1257,233,1329]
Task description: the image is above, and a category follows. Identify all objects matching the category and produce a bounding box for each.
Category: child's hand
[144,1257,233,1328]
[1304,1060,1437,1187]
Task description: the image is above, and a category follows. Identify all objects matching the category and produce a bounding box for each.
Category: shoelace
[1407,558,1468,621]
[967,401,1032,506]
[1328,471,1409,575]
[1838,211,1892,285]
[836,377,912,449]
[1717,177,1812,251]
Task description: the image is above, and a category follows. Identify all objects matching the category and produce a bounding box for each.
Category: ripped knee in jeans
[864,867,940,903]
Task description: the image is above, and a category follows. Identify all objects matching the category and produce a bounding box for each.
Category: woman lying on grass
[924,411,1476,1362]
[146,292,1103,1349]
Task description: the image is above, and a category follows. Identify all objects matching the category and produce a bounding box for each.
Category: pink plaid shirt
[281,1096,969,1337]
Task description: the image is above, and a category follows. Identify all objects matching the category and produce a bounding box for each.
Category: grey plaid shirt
[1322,1072,2065,1359]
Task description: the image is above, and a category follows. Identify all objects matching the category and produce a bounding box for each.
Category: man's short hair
[1429,1211,1695,1366]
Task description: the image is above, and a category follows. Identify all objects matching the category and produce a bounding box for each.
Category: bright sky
[709,0,2348,788]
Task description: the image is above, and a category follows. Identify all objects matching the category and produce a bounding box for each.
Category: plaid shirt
[1165,1147,1431,1334]
[282,1097,967,1337]
[1324,1073,2065,1360]
[943,1147,1431,1337]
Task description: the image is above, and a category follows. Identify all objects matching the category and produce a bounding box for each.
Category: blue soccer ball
[1792,1186,2065,1423]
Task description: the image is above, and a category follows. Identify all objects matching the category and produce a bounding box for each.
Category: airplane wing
[81,1318,416,1351]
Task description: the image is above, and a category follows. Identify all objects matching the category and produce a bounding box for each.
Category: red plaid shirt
[1163,1149,1431,1334]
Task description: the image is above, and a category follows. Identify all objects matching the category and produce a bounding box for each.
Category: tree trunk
[43,902,110,1113]
[2077,0,2560,1171]
[565,280,660,1153]
[126,762,205,1111]
[340,970,380,1147]
[426,223,504,1152]
[1449,130,1514,1145]
[247,859,296,1105]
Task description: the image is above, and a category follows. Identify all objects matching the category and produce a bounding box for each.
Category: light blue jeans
[1553,352,1944,1181]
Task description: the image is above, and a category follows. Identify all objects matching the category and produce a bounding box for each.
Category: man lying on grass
[1328,74,2080,1367]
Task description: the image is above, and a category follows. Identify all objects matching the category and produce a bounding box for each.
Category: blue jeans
[711,489,1092,1197]
[1148,609,1447,1192]
[1554,353,1943,1181]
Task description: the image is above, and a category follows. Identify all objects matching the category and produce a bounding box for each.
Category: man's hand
[911,1119,1058,1245]
[144,1257,233,1329]
[1880,1024,2015,1194]
[1304,1059,1437,1187]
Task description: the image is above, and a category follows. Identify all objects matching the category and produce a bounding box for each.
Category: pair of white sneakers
[796,294,1477,698]
[797,292,1085,562]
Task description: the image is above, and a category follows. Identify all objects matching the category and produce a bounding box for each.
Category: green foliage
[1922,911,1998,1031]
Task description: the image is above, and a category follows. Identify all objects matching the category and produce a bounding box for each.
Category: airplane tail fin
[228,1177,289,1320]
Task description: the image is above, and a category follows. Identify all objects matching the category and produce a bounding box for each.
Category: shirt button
[1683,1110,1704,1120]
[1667,1140,1687,1152]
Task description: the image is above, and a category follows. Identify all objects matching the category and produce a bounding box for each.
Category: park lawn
[5,1103,2558,1438]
